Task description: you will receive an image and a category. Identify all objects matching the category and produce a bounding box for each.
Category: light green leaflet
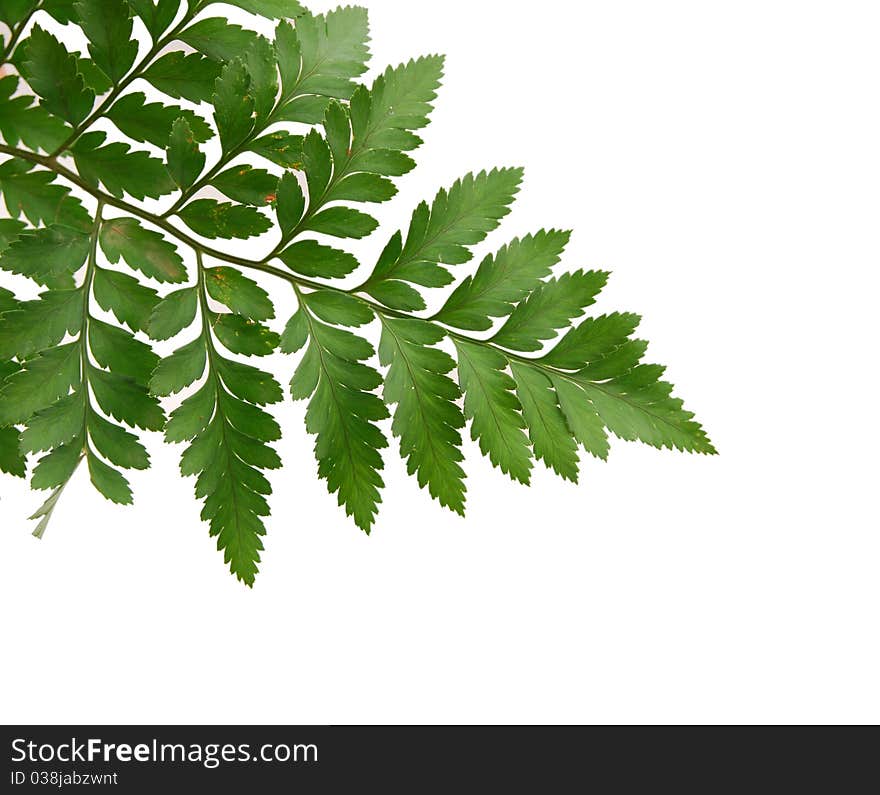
[0,0,714,586]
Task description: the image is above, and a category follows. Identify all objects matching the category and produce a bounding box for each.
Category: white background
[1,0,878,725]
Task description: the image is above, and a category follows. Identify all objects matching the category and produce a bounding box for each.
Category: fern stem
[0,141,618,399]
[80,201,104,454]
[195,250,221,373]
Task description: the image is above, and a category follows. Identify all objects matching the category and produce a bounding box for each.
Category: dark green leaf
[20,25,94,124]
[279,310,308,354]
[291,307,388,532]
[511,362,579,482]
[274,172,305,237]
[542,313,642,371]
[300,129,332,202]
[179,18,263,64]
[76,57,113,94]
[213,58,255,153]
[143,51,222,104]
[107,93,212,148]
[88,412,149,470]
[166,117,205,191]
[0,76,70,151]
[0,0,38,26]
[241,35,278,122]
[303,290,373,328]
[73,132,176,200]
[349,56,444,155]
[88,319,159,382]
[0,426,26,477]
[0,219,25,251]
[436,231,571,331]
[213,315,280,357]
[87,449,132,504]
[213,165,278,207]
[42,0,78,23]
[0,288,83,359]
[0,166,91,231]
[275,7,369,108]
[0,226,89,289]
[165,382,214,442]
[277,240,359,279]
[572,366,716,455]
[88,366,164,430]
[178,199,271,240]
[148,287,198,340]
[492,270,609,352]
[93,267,159,333]
[379,317,466,514]
[99,217,187,283]
[0,343,81,426]
[249,131,303,167]
[32,441,82,491]
[150,338,207,396]
[549,376,609,461]
[127,0,178,39]
[204,267,274,321]
[215,357,282,406]
[454,339,531,485]
[364,169,523,302]
[19,392,85,454]
[74,0,138,82]
[304,206,377,239]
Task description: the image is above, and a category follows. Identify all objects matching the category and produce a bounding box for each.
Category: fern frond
[152,256,282,585]
[0,0,714,584]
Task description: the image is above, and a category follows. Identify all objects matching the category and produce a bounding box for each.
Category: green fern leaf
[0,288,83,359]
[290,296,388,532]
[166,118,206,191]
[157,267,283,586]
[179,18,264,65]
[204,267,274,320]
[126,0,178,40]
[143,52,222,105]
[274,6,370,123]
[178,199,272,240]
[213,166,278,207]
[73,132,175,199]
[362,169,523,309]
[379,317,466,514]
[148,287,198,340]
[0,1,38,26]
[435,231,571,331]
[0,226,89,289]
[213,59,256,154]
[74,0,138,83]
[20,25,94,124]
[0,76,70,152]
[0,162,91,230]
[107,93,212,148]
[93,267,159,333]
[510,362,580,482]
[454,339,532,485]
[492,270,609,352]
[0,0,714,583]
[99,217,187,283]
